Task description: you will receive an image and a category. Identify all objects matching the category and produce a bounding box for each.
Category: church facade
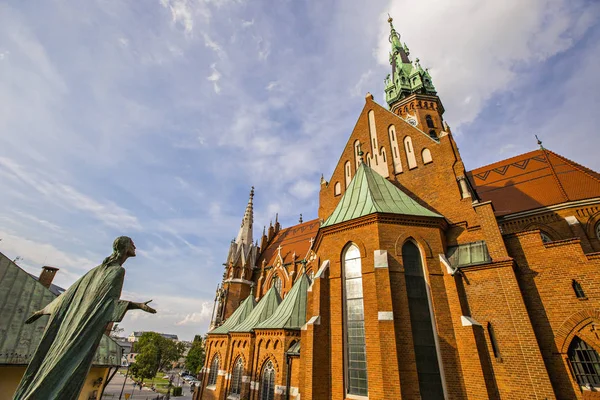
[195,18,600,400]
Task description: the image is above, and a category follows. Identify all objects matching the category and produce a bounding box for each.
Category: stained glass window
[260,361,275,400]
[271,275,282,295]
[569,337,600,387]
[230,357,244,395]
[403,241,444,399]
[207,355,219,386]
[344,244,368,396]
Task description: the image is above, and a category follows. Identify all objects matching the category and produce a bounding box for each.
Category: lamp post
[118,363,130,400]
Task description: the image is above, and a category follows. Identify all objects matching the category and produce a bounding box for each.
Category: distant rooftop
[130,331,179,341]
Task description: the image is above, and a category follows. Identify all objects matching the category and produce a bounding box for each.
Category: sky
[0,0,599,341]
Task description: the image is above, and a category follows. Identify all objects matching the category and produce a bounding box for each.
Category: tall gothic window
[568,337,600,387]
[402,241,444,399]
[271,275,282,295]
[344,244,368,396]
[260,360,276,400]
[208,354,220,386]
[229,357,244,396]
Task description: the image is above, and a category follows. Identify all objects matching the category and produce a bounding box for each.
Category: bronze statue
[13,236,156,400]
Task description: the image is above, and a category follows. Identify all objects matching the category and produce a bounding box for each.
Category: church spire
[235,187,254,245]
[384,16,437,109]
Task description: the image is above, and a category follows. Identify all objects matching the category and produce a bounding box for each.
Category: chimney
[39,266,59,288]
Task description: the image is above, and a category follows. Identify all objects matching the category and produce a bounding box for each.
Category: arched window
[208,354,220,386]
[402,241,444,399]
[260,360,276,400]
[572,280,586,298]
[334,182,341,196]
[429,130,437,139]
[344,244,368,396]
[426,115,434,128]
[271,275,282,295]
[540,232,552,243]
[595,221,600,240]
[568,337,600,387]
[230,357,244,395]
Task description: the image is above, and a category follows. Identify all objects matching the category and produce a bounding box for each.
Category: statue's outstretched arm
[25,296,63,324]
[127,300,157,314]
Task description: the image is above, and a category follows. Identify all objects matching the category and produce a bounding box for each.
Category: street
[102,372,195,400]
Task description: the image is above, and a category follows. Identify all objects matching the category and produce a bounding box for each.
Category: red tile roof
[467,149,600,216]
[258,219,319,266]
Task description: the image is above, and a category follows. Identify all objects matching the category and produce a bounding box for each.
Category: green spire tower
[383,16,445,137]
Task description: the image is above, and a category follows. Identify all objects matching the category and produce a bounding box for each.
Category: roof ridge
[546,149,600,183]
[541,148,569,202]
[323,162,441,227]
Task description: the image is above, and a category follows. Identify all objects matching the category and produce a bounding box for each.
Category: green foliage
[132,332,185,378]
[172,386,183,396]
[185,337,205,375]
[129,359,155,381]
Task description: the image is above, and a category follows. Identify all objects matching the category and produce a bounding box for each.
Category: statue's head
[113,236,136,259]
[102,236,136,266]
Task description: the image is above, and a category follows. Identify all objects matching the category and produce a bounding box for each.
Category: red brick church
[195,17,600,400]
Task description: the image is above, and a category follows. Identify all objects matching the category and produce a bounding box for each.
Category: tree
[109,323,125,338]
[185,336,205,375]
[133,332,185,375]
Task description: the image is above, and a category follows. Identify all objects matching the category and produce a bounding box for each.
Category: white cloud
[289,179,319,200]
[207,63,221,94]
[203,33,226,59]
[0,157,141,230]
[266,81,279,91]
[160,0,195,34]
[351,70,373,97]
[0,230,96,282]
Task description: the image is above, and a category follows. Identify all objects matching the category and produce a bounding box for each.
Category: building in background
[197,17,600,400]
[0,254,122,400]
[127,331,179,343]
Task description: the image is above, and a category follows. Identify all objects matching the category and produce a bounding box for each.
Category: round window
[595,221,600,240]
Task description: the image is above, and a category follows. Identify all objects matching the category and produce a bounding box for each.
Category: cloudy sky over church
[0,0,598,340]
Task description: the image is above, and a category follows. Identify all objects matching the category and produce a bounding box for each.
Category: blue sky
[0,0,598,341]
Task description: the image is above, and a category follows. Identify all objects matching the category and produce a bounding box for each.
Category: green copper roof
[210,293,256,335]
[322,162,442,227]
[230,287,281,333]
[0,252,122,367]
[255,274,310,330]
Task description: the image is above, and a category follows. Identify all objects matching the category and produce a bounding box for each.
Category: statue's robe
[13,262,130,400]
